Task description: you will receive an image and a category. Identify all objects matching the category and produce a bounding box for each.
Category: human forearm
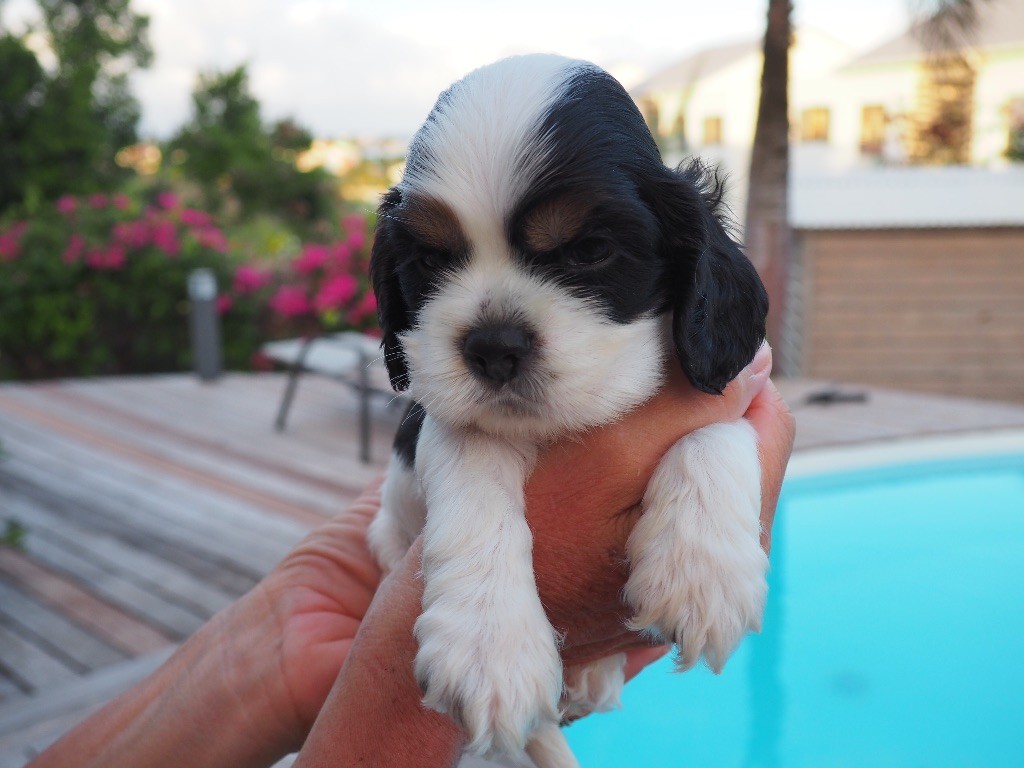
[30,591,300,768]
[294,539,465,768]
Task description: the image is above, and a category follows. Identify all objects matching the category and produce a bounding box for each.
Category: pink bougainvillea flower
[345,230,366,251]
[216,294,233,314]
[313,273,358,313]
[85,248,105,269]
[0,235,18,262]
[194,226,228,253]
[347,290,378,325]
[112,194,131,211]
[62,233,86,264]
[56,196,77,215]
[152,220,180,256]
[331,241,353,270]
[180,208,213,228]
[104,244,126,269]
[85,244,126,270]
[0,222,27,261]
[114,220,151,248]
[233,264,272,294]
[157,191,180,210]
[88,193,108,208]
[293,243,330,274]
[269,286,311,317]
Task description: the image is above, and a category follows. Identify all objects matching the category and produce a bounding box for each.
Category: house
[632,4,1024,182]
[632,6,1024,402]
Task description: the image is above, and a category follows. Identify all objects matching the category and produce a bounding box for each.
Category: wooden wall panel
[798,228,1024,402]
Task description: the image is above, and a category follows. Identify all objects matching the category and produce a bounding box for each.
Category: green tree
[0,0,151,213]
[168,66,333,229]
[0,34,47,212]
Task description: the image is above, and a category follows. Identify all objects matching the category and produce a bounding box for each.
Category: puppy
[367,54,769,767]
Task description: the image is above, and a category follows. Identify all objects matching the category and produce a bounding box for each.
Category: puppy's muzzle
[461,324,534,385]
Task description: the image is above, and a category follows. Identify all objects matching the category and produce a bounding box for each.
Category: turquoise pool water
[565,453,1024,767]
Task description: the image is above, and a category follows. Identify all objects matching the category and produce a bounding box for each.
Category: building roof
[631,38,759,97]
[790,166,1024,229]
[844,0,1024,69]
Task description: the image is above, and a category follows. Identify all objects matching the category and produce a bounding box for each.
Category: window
[860,105,887,155]
[800,107,830,142]
[703,116,723,145]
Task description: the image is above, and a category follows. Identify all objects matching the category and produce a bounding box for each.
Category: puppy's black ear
[370,188,411,391]
[649,160,768,395]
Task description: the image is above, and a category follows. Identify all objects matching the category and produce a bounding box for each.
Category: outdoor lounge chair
[260,331,402,463]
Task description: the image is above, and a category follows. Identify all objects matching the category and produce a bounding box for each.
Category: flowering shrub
[0,194,378,380]
[224,213,378,341]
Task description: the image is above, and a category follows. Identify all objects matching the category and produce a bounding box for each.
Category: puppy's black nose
[461,325,534,385]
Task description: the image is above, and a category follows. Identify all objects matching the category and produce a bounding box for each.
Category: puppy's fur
[367,54,769,767]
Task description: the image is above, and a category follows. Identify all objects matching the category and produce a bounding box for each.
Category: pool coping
[787,427,1024,479]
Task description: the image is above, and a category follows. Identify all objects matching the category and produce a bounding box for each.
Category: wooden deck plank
[4,529,206,640]
[0,468,258,599]
[47,382,381,497]
[1,493,238,619]
[0,392,334,528]
[0,418,305,573]
[62,373,395,481]
[0,550,173,657]
[0,622,79,691]
[0,581,125,674]
[0,647,173,739]
[8,385,362,518]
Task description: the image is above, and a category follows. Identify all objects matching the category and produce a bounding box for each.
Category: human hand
[526,343,794,671]
[294,347,793,765]
[243,480,387,750]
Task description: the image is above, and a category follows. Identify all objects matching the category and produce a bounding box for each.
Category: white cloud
[5,0,910,139]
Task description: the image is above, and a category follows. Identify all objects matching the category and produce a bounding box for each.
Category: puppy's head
[371,55,767,437]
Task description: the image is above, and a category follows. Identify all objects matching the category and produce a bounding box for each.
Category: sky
[3,0,911,140]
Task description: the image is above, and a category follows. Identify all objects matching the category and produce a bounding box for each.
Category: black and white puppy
[367,54,769,767]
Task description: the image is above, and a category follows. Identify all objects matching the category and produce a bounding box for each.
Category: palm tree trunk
[745,0,792,371]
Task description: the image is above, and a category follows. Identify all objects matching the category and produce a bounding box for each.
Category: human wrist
[295,540,465,767]
[28,591,296,768]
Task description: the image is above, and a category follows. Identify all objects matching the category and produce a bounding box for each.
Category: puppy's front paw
[414,604,561,756]
[561,653,626,720]
[624,421,768,673]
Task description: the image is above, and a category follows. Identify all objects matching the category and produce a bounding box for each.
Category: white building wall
[972,49,1024,164]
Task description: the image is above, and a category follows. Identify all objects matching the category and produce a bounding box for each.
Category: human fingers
[743,380,796,554]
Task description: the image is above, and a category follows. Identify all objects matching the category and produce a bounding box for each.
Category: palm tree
[744,0,988,373]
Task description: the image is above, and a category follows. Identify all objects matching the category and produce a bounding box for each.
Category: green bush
[0,193,376,380]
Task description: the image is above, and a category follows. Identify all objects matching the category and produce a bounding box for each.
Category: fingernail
[746,342,772,397]
[752,341,772,375]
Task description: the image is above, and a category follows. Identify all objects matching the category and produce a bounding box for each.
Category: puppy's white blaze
[402,256,667,439]
[403,54,582,251]
[624,419,768,673]
[413,417,561,755]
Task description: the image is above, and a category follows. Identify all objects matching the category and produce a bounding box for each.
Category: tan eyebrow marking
[521,196,592,252]
[400,195,467,252]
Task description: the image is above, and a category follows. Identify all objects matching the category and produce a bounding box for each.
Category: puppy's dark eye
[564,239,614,268]
[416,246,450,271]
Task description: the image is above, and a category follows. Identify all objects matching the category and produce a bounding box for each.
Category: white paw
[624,421,768,673]
[414,605,562,756]
[561,653,626,720]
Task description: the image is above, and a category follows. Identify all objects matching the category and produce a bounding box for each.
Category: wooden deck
[1,372,1023,766]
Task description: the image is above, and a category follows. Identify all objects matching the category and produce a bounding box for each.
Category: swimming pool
[564,446,1024,767]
